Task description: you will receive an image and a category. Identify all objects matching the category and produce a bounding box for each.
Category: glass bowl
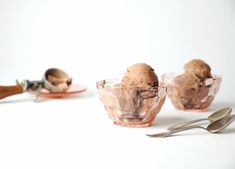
[162,73,222,112]
[96,79,166,127]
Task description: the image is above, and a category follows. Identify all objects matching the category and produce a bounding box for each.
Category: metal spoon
[146,114,235,138]
[167,107,232,131]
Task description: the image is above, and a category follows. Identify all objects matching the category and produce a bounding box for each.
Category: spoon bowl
[207,114,235,133]
[44,68,72,93]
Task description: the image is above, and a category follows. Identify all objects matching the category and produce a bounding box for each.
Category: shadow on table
[0,90,97,104]
[59,90,97,100]
[35,90,97,102]
[0,98,32,104]
[209,102,235,111]
[222,128,235,134]
[151,116,187,128]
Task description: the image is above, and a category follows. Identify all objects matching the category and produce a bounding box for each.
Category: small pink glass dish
[162,73,222,112]
[96,79,166,127]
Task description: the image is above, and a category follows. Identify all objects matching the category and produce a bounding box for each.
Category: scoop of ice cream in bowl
[96,63,166,127]
[162,59,222,111]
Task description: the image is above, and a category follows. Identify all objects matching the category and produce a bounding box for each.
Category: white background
[0,0,235,169]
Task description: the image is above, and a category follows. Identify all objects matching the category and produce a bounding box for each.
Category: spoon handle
[167,118,207,131]
[0,85,24,100]
[147,125,205,138]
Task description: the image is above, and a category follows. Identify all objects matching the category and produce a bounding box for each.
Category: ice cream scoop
[43,68,72,93]
[0,68,72,101]
[167,73,209,110]
[172,73,201,98]
[184,59,212,79]
[121,63,158,88]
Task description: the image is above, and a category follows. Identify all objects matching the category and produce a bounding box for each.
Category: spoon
[146,114,235,138]
[0,68,72,101]
[167,107,232,131]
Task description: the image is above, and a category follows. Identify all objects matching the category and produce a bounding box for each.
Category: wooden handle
[0,85,24,100]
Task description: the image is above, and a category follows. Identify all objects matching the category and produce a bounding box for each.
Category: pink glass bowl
[162,73,222,112]
[96,79,166,127]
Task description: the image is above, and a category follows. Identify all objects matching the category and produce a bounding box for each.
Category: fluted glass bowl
[162,73,222,112]
[96,79,166,127]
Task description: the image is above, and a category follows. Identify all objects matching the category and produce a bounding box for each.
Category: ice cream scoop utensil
[0,68,72,101]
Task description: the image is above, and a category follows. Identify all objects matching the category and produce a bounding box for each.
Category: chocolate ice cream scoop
[184,59,212,79]
[121,63,158,88]
[167,73,210,110]
[172,73,202,99]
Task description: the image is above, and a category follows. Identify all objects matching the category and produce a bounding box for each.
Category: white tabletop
[1,0,235,168]
[0,90,234,169]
